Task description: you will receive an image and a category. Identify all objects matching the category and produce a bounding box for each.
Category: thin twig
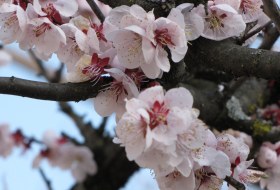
[225,176,246,190]
[97,117,108,135]
[86,0,105,22]
[239,21,272,44]
[61,132,81,145]
[39,168,52,190]
[50,63,64,83]
[28,50,49,79]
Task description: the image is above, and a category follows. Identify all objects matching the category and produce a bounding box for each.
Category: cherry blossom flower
[217,134,264,184]
[258,141,280,190]
[223,129,253,148]
[238,0,263,23]
[0,3,27,44]
[65,49,116,83]
[258,143,278,169]
[34,0,78,20]
[57,22,85,68]
[93,67,139,118]
[33,130,97,182]
[143,10,188,71]
[193,1,246,40]
[114,85,232,185]
[103,4,155,36]
[175,3,204,41]
[18,3,66,60]
[0,124,14,158]
[104,4,188,79]
[114,86,194,162]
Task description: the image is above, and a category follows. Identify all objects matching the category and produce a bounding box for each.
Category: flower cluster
[0,124,33,157]
[0,0,268,188]
[0,124,97,183]
[114,86,263,189]
[0,0,266,118]
[33,130,97,182]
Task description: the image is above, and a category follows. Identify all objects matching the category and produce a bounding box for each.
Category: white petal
[165,87,193,108]
[155,46,170,72]
[138,86,165,107]
[93,90,118,117]
[53,0,78,17]
[107,30,144,69]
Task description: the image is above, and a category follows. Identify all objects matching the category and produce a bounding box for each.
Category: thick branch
[186,38,280,79]
[0,77,111,101]
[262,0,280,32]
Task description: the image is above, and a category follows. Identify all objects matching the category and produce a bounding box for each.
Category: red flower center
[42,3,63,25]
[82,53,110,81]
[34,23,51,37]
[148,101,169,130]
[154,28,174,47]
[91,23,107,42]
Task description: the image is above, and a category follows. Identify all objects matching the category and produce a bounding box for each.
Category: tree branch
[238,21,272,45]
[186,38,280,80]
[225,176,246,190]
[0,77,111,101]
[39,168,52,190]
[86,0,105,22]
[259,25,279,50]
[262,0,280,32]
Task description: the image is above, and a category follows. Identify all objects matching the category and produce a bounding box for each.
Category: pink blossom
[18,3,66,60]
[33,130,97,182]
[105,5,187,79]
[0,124,14,158]
[65,49,116,83]
[193,2,246,40]
[223,129,253,148]
[239,0,263,23]
[103,4,155,36]
[114,86,230,179]
[35,0,78,18]
[257,142,278,168]
[93,68,139,118]
[114,86,193,160]
[0,3,27,44]
[175,3,204,41]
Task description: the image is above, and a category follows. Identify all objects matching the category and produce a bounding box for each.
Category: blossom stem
[225,176,245,190]
[238,21,272,45]
[39,168,52,190]
[86,0,105,22]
